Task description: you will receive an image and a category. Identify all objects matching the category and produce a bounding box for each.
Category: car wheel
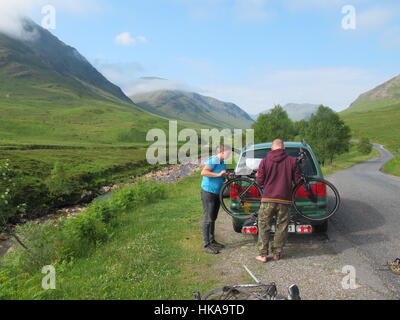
[232,220,243,233]
[314,220,328,233]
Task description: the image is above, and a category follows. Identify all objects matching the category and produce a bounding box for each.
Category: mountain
[130,90,254,129]
[343,75,400,114]
[254,103,320,121]
[0,19,205,146]
[0,18,132,105]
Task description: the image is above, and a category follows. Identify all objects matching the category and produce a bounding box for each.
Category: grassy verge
[0,174,218,300]
[383,157,400,176]
[321,144,380,176]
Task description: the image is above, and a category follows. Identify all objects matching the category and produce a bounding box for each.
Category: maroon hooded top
[256,149,302,205]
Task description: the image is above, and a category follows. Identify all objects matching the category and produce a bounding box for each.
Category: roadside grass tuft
[384,156,400,176]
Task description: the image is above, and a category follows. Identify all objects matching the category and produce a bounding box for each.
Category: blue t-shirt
[201,156,226,195]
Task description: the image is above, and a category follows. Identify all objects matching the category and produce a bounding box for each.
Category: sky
[1,0,400,113]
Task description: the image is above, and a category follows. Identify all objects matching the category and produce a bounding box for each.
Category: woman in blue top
[201,145,232,254]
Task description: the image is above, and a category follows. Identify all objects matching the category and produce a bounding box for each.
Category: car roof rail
[301,139,308,146]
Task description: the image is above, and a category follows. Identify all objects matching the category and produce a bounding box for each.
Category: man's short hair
[272,139,284,149]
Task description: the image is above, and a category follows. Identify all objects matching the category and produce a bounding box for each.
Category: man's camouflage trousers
[258,202,291,257]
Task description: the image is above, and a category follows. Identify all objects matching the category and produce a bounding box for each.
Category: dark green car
[230,141,329,234]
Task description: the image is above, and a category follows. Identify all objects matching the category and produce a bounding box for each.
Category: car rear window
[236,147,317,176]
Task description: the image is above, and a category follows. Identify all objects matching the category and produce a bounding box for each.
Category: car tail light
[246,186,261,198]
[296,225,313,233]
[242,226,258,234]
[316,182,326,197]
[295,183,326,199]
[230,184,260,199]
[230,183,239,198]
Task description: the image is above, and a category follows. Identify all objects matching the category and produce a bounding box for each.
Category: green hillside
[343,75,400,114]
[340,73,400,176]
[0,19,214,221]
[131,90,254,129]
[341,102,400,175]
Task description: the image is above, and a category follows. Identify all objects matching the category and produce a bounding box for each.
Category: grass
[384,156,400,176]
[341,103,400,176]
[0,174,219,300]
[321,144,380,176]
[0,68,216,220]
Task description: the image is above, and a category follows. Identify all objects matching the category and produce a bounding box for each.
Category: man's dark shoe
[204,245,220,254]
[273,253,282,261]
[211,241,225,249]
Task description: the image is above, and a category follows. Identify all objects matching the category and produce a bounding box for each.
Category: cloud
[199,67,395,113]
[114,32,148,46]
[0,0,103,40]
[93,59,196,96]
[93,59,146,85]
[127,78,199,97]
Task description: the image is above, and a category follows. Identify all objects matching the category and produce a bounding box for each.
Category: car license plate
[271,224,296,233]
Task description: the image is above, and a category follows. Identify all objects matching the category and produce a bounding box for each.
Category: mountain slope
[0,18,132,105]
[0,19,208,147]
[343,75,400,114]
[255,103,320,121]
[131,90,254,129]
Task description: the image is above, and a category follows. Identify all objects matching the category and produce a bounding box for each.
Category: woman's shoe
[211,240,225,249]
[204,245,220,255]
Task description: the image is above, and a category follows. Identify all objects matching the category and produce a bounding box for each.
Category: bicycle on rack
[219,150,341,222]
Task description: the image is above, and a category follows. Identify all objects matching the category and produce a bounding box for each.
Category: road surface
[329,144,400,298]
[214,143,399,299]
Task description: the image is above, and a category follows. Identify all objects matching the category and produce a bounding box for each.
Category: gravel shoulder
[211,145,398,300]
[212,213,393,300]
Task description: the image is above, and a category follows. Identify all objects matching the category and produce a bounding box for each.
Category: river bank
[0,161,203,259]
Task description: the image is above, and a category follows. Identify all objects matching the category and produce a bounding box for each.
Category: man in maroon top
[255,139,302,263]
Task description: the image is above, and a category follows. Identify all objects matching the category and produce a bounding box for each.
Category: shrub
[0,159,27,229]
[5,180,168,273]
[109,180,167,211]
[356,138,373,155]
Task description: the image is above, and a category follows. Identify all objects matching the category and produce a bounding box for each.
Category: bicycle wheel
[202,284,276,300]
[219,177,262,220]
[292,178,340,221]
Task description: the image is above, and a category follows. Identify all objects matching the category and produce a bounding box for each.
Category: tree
[252,105,295,143]
[357,137,373,155]
[294,119,308,138]
[304,106,351,165]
